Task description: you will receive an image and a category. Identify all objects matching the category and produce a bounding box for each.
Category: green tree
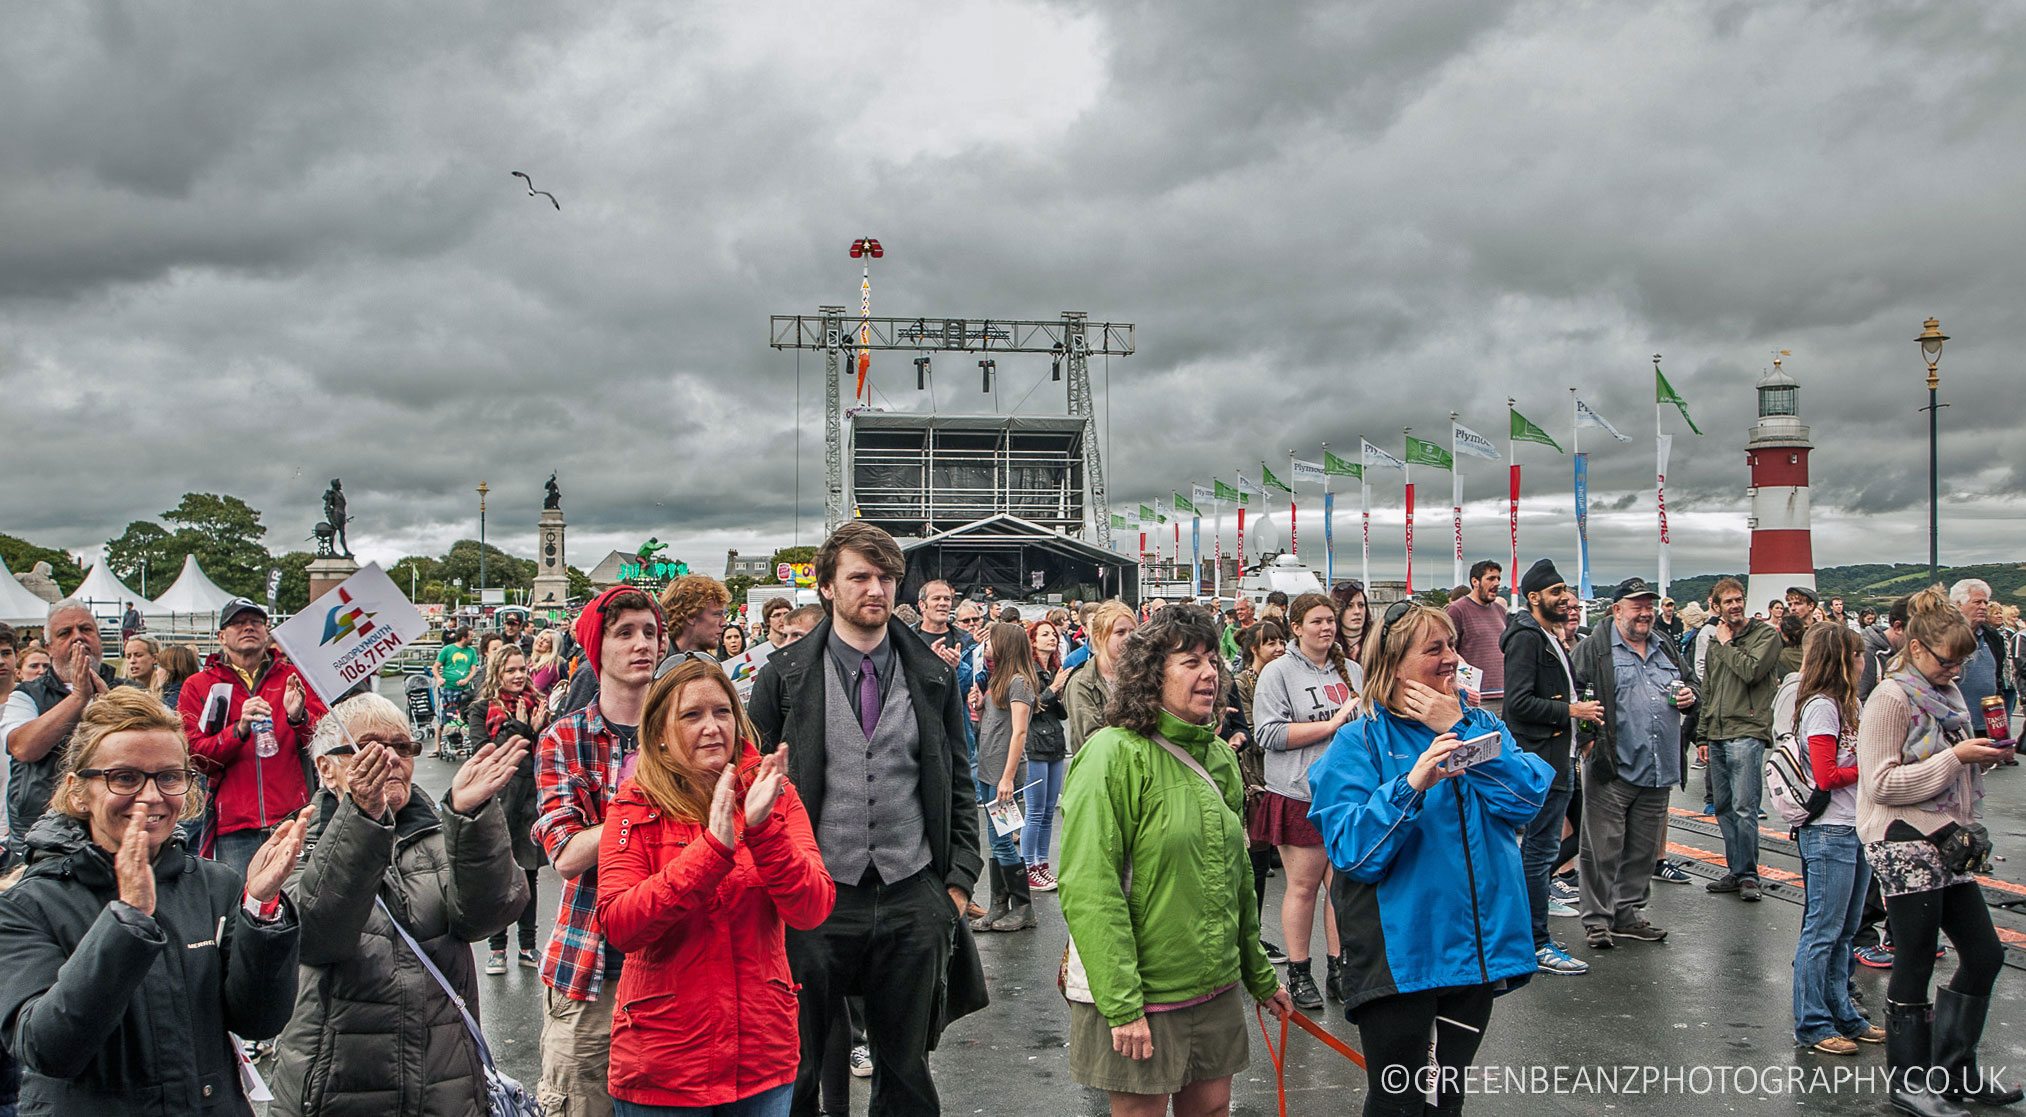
[726,574,757,604]
[0,534,83,595]
[161,493,269,597]
[567,565,593,601]
[436,540,533,595]
[105,521,182,590]
[273,551,316,614]
[386,556,440,603]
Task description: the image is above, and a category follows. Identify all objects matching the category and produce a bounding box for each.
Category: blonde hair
[1355,603,1458,720]
[634,658,757,824]
[1894,585,1976,674]
[1088,601,1138,679]
[56,687,206,822]
[478,643,528,708]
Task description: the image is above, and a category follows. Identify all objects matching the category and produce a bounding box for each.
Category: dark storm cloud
[3,0,2022,579]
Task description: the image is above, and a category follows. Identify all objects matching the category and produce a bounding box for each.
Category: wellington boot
[1934,987,2026,1106]
[970,863,1009,932]
[1887,1000,1971,1117]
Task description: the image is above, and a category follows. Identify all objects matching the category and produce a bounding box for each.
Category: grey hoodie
[1254,648,1362,801]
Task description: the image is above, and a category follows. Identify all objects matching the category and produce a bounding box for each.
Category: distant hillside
[1665,563,2026,609]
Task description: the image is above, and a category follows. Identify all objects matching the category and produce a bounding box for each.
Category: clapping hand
[346,742,391,819]
[934,642,963,670]
[245,808,313,904]
[449,739,527,814]
[114,806,156,916]
[707,763,740,851]
[746,749,789,827]
[282,676,307,722]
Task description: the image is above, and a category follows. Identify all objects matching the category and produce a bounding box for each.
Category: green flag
[1509,408,1564,453]
[1262,464,1293,493]
[1110,513,1127,530]
[1214,479,1240,502]
[1173,492,1197,515]
[1404,435,1452,470]
[1323,448,1363,479]
[1139,503,1156,523]
[1656,367,1704,436]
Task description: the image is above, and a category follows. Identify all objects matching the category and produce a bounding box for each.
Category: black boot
[1286,960,1323,1010]
[1887,1000,1972,1117]
[1934,987,2026,1106]
[1326,954,1348,1002]
[991,861,1034,931]
[970,863,1008,932]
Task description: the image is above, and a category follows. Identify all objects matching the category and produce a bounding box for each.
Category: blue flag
[1574,453,1592,599]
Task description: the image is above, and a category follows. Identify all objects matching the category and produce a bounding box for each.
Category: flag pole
[1570,387,1583,620]
[1507,398,1520,610]
[1450,412,1464,589]
[1287,451,1298,562]
[1655,355,1669,599]
[1403,426,1414,595]
[1321,441,1334,589]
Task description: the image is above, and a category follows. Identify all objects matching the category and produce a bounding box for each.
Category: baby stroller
[404,671,437,750]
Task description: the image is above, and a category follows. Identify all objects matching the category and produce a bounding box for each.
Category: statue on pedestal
[317,479,353,558]
[544,473,562,511]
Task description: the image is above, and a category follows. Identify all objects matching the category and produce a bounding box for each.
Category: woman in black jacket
[0,687,306,1116]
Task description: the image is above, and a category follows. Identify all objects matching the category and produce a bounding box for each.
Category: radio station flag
[1576,398,1631,442]
[271,563,428,706]
[1510,408,1563,452]
[1452,421,1500,461]
[1404,435,1453,470]
[1191,484,1216,507]
[1174,492,1198,515]
[1291,458,1326,485]
[1324,449,1362,478]
[1657,366,1703,435]
[1262,464,1293,493]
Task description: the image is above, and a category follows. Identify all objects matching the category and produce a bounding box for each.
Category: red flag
[1404,483,1416,594]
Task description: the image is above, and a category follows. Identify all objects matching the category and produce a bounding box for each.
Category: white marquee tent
[73,563,157,620]
[0,553,53,627]
[150,554,238,616]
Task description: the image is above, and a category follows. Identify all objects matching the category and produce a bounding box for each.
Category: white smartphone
[1440,730,1503,773]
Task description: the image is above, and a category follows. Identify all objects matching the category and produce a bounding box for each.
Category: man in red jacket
[179,597,327,873]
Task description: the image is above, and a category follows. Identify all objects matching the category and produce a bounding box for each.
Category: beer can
[1983,695,2014,744]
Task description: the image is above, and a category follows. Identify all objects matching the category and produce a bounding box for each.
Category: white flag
[1361,439,1407,472]
[1235,471,1266,496]
[1452,421,1500,461]
[1191,484,1216,506]
[1291,458,1326,485]
[1575,398,1631,442]
[270,563,428,706]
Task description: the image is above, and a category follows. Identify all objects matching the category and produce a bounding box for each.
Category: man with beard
[1501,559,1605,976]
[749,523,984,1116]
[1570,579,1697,950]
[1697,577,1782,902]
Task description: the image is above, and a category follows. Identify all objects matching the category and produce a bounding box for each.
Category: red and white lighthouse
[1745,356,1815,610]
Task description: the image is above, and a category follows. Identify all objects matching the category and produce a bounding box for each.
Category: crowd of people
[0,536,2019,1116]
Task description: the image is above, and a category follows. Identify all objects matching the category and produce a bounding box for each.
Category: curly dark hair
[1104,605,1230,738]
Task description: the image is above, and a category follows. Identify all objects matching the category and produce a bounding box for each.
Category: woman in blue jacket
[1308,600,1553,1116]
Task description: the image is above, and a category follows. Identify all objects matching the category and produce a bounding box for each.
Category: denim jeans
[211,827,270,878]
[975,777,1021,866]
[1793,824,1872,1043]
[615,1081,793,1116]
[1706,736,1765,880]
[1019,758,1065,866]
[1521,783,1574,949]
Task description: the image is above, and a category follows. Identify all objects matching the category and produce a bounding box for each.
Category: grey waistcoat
[818,653,931,885]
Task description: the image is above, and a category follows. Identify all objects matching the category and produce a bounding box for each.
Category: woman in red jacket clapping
[595,656,835,1116]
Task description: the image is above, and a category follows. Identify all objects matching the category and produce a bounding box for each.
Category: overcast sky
[5,0,2022,589]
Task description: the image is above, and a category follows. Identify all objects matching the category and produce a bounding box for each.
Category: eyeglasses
[78,767,193,795]
[1912,642,1967,672]
[324,737,425,759]
[1377,599,1415,645]
[653,649,719,681]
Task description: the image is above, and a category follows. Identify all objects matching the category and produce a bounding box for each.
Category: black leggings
[1252,847,1272,920]
[1352,984,1496,1116]
[1885,882,2004,1003]
[488,869,540,952]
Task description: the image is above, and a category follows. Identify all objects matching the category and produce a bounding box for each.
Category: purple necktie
[858,655,881,737]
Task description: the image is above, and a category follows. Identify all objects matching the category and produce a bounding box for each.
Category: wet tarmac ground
[396,754,2026,1116]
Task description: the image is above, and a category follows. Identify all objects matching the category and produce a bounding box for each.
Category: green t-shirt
[437,643,480,688]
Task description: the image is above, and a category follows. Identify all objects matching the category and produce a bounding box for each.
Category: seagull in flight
[510,171,560,210]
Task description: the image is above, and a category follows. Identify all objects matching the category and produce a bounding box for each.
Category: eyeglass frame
[323,736,426,759]
[76,767,195,795]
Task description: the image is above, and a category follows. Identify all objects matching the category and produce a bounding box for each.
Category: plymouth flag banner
[1291,458,1327,486]
[271,562,428,706]
[1510,408,1563,452]
[1324,448,1362,479]
[1404,435,1452,470]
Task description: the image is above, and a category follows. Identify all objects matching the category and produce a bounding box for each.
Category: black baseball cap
[219,598,270,628]
[1785,585,1820,605]
[1612,578,1660,603]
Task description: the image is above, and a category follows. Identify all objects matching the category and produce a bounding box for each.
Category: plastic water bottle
[252,717,280,759]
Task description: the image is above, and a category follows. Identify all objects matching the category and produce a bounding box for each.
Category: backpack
[1763,672,1829,828]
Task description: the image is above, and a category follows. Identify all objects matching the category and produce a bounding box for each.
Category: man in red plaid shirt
[531,586,664,1117]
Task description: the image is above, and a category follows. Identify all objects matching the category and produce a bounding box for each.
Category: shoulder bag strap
[374,897,500,1073]
[1151,733,1224,798]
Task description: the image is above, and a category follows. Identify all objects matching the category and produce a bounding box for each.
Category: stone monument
[307,477,360,606]
[531,474,570,609]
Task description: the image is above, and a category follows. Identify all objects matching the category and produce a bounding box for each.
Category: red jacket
[179,650,328,835]
[595,754,834,1108]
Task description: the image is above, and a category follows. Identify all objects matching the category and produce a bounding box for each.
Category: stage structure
[899,514,1138,605]
[768,310,1135,546]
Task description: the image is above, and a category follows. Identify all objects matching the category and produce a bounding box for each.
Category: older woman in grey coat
[268,693,529,1117]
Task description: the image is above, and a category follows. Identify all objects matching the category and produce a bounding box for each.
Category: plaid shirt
[533,699,629,1001]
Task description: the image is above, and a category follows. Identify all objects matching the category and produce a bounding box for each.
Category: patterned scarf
[1889,667,1981,819]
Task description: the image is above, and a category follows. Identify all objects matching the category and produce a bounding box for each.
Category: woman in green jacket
[1058,606,1291,1116]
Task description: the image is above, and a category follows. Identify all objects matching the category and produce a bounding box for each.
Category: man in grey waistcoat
[749,522,986,1116]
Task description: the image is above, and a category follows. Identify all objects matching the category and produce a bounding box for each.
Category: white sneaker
[1548,897,1579,918]
[849,1044,872,1078]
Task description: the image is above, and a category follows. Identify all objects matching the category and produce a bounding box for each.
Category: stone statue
[544,473,562,511]
[319,479,352,559]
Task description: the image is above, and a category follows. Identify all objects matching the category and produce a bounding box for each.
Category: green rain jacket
[1057,709,1279,1027]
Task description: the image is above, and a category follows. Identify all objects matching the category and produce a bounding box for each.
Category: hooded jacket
[595,756,834,1108]
[1694,617,1782,743]
[180,649,328,835]
[1307,707,1552,1010]
[1499,610,1577,790]
[268,786,526,1117]
[1859,623,1899,702]
[0,812,300,1116]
